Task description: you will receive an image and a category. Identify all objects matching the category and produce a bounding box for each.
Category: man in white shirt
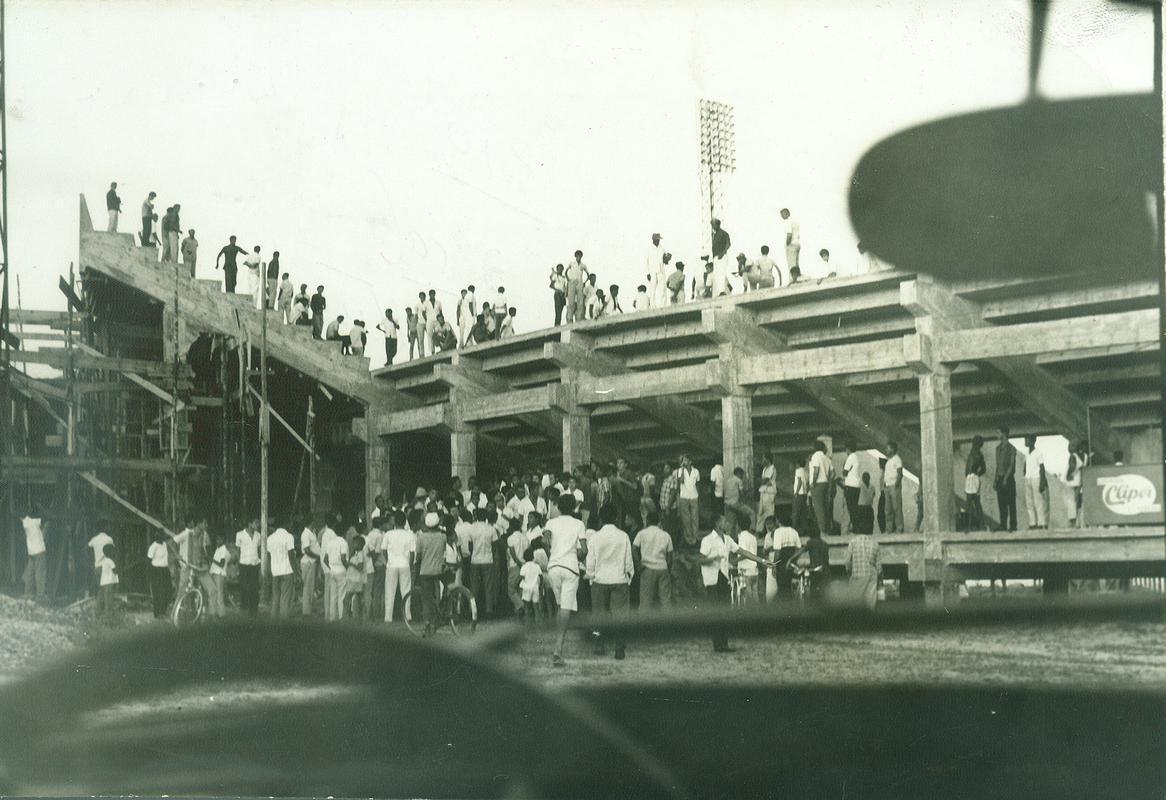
[735,526,760,605]
[506,522,530,618]
[700,515,740,653]
[467,507,499,619]
[300,518,321,617]
[633,510,674,609]
[1023,434,1048,529]
[322,525,349,621]
[458,286,476,347]
[709,463,725,517]
[1065,440,1088,528]
[883,441,905,533]
[381,510,416,623]
[235,519,262,617]
[87,530,114,597]
[780,208,800,280]
[677,454,701,545]
[318,522,338,616]
[586,505,634,660]
[242,246,264,310]
[841,442,863,534]
[504,484,536,528]
[564,250,589,323]
[146,531,171,618]
[645,232,665,308]
[21,513,47,600]
[764,515,803,601]
[267,521,296,619]
[808,441,834,536]
[545,494,588,667]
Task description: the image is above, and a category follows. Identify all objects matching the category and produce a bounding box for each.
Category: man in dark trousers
[216,235,246,293]
[310,286,327,340]
[994,425,1018,531]
[105,182,122,232]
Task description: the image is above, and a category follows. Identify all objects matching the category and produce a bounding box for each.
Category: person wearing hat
[414,512,449,635]
[645,233,664,308]
[181,229,198,278]
[710,218,731,296]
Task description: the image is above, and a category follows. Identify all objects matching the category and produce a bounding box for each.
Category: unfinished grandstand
[0,195,1160,600]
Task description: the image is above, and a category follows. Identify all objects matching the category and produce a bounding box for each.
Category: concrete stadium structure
[46,196,1166,598]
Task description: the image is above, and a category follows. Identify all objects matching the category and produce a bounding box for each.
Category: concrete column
[721,393,754,482]
[918,367,955,532]
[365,435,391,516]
[562,410,591,472]
[451,425,477,486]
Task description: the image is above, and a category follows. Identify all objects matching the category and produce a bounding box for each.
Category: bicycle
[402,579,477,636]
[171,558,210,628]
[786,558,826,604]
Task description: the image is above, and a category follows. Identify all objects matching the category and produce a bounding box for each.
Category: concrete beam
[902,277,1137,457]
[549,340,722,454]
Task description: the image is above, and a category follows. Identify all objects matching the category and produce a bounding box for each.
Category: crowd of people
[61,443,903,661]
[107,183,887,369]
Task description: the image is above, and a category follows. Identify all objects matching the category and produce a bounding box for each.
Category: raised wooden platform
[824,527,1166,582]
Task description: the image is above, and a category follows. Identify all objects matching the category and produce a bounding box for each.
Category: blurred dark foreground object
[0,598,1161,799]
[849,93,1161,280]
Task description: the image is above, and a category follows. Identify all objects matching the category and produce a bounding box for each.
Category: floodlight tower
[698,99,736,254]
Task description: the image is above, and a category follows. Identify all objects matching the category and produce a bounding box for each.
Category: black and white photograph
[0,0,1162,797]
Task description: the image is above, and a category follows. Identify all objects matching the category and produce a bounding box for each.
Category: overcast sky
[8,0,1153,357]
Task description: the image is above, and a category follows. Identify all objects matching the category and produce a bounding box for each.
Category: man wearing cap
[180,230,198,278]
[414,513,449,636]
[710,218,731,296]
[645,233,664,308]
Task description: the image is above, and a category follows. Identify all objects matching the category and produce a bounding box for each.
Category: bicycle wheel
[401,591,425,636]
[172,587,204,628]
[445,586,477,636]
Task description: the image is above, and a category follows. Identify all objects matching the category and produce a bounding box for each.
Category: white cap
[424,512,440,529]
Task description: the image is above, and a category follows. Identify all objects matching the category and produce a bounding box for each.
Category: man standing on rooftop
[141,191,157,246]
[781,208,800,278]
[216,235,245,293]
[105,182,121,232]
[310,285,327,339]
[994,426,1018,532]
[181,229,198,279]
[710,218,731,296]
[243,245,264,310]
[564,250,588,324]
[645,233,665,308]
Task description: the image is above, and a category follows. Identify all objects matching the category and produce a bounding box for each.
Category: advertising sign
[1081,465,1164,526]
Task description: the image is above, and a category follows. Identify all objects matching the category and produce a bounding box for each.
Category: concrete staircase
[79,196,379,403]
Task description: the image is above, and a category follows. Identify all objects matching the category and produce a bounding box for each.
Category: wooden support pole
[721,393,753,486]
[562,410,592,472]
[918,366,955,533]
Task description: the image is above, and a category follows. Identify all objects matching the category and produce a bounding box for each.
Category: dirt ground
[2,590,1163,697]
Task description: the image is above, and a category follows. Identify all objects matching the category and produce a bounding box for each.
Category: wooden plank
[79,472,175,538]
[8,309,69,325]
[2,455,193,474]
[11,348,187,379]
[246,385,318,459]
